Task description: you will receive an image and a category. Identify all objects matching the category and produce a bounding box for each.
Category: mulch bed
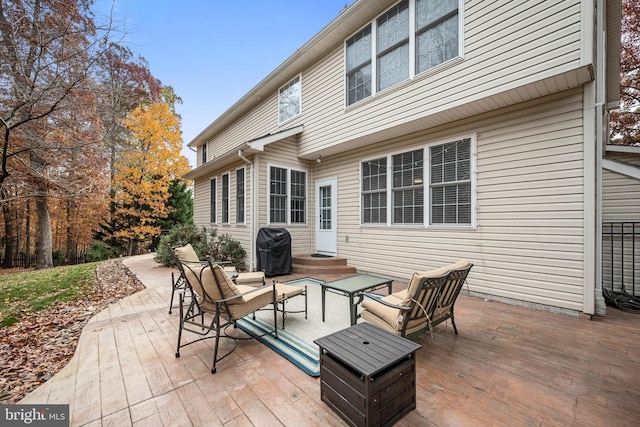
[0,259,146,404]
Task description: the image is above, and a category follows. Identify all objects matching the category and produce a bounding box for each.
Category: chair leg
[451,312,458,335]
[169,272,176,314]
[304,286,308,319]
[212,312,221,374]
[175,293,185,357]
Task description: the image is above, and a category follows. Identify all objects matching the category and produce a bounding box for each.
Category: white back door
[315,178,337,255]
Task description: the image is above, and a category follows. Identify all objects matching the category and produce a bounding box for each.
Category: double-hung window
[236,168,245,223]
[361,157,387,224]
[346,0,461,106]
[269,166,307,225]
[392,149,423,224]
[416,0,459,73]
[209,177,217,224]
[279,75,302,124]
[221,173,229,224]
[346,25,372,106]
[361,137,472,227]
[430,138,471,224]
[377,0,409,91]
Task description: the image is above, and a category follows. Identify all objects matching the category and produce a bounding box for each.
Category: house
[184,0,625,317]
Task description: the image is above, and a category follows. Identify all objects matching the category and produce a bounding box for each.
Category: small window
[279,75,302,124]
[430,138,471,225]
[236,168,245,223]
[221,173,229,224]
[210,178,217,224]
[202,143,207,165]
[361,157,387,224]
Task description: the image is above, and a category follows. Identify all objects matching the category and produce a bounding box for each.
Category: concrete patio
[20,253,640,426]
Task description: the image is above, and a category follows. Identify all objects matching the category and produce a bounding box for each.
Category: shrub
[86,241,119,262]
[155,225,247,271]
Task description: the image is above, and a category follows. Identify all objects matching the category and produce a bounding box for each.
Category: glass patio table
[321,274,393,326]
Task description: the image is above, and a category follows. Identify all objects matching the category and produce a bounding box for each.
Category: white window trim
[358,133,476,229]
[426,133,477,230]
[235,166,246,225]
[344,0,465,108]
[210,177,217,225]
[278,74,302,125]
[267,163,308,226]
[221,172,230,224]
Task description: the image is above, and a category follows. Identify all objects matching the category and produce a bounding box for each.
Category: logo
[2,405,69,426]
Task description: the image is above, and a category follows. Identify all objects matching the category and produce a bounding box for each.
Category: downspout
[593,0,606,316]
[238,149,255,271]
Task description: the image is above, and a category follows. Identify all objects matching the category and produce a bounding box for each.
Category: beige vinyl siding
[316,89,585,311]
[257,139,314,255]
[602,158,640,295]
[603,166,640,222]
[295,0,585,158]
[199,0,586,163]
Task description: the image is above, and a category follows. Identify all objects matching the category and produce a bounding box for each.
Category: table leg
[322,286,326,322]
[349,293,356,326]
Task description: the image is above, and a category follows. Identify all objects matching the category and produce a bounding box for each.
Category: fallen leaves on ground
[0,259,145,404]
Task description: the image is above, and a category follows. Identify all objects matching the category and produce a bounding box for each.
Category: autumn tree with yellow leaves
[110,102,191,256]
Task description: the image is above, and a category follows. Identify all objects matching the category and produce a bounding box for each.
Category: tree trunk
[35,194,53,269]
[25,200,31,267]
[1,188,14,268]
[66,199,77,264]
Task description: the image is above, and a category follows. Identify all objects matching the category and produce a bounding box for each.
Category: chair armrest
[216,282,276,304]
[356,291,411,310]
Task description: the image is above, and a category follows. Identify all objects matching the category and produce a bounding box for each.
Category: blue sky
[93,1,352,167]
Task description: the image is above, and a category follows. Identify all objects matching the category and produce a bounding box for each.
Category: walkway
[20,253,640,426]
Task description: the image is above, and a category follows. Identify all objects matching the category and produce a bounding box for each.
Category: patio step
[291,254,357,275]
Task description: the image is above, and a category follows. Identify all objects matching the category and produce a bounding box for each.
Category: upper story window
[202,143,208,165]
[269,165,307,225]
[416,0,459,73]
[346,25,372,106]
[361,136,473,227]
[279,75,302,124]
[377,0,409,91]
[346,0,461,106]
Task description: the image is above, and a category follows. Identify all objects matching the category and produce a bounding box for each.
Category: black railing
[603,222,639,296]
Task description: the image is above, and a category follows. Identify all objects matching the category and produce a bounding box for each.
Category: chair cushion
[227,284,275,318]
[361,293,406,326]
[174,243,200,263]
[210,264,243,303]
[234,271,265,285]
[274,283,305,301]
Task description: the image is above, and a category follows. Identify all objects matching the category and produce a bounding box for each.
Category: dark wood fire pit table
[314,322,422,427]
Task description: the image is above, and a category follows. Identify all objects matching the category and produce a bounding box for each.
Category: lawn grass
[0,262,99,328]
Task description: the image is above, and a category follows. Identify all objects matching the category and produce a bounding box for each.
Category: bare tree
[0,0,113,268]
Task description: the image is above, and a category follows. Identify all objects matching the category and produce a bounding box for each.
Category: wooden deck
[20,254,640,426]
